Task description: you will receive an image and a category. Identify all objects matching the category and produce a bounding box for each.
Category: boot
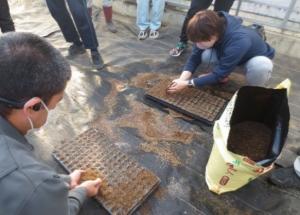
[103,6,117,33]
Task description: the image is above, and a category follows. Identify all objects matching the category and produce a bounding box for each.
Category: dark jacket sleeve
[193,38,251,87]
[20,175,87,215]
[68,187,87,215]
[183,45,204,73]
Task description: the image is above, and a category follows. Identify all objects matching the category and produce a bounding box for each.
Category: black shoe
[67,44,86,59]
[91,51,104,69]
[269,167,300,189]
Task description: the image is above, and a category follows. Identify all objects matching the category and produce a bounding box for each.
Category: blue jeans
[46,0,98,49]
[136,0,165,31]
[201,49,273,86]
[86,0,112,7]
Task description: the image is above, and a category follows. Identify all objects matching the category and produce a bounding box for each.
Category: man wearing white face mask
[25,100,50,131]
[167,10,275,93]
[0,32,102,215]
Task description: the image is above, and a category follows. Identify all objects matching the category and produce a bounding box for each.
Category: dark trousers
[46,0,98,49]
[0,0,15,33]
[179,0,235,43]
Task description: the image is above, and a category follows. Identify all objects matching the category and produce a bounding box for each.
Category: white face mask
[26,100,50,133]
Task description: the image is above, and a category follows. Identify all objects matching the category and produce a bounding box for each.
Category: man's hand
[69,170,85,189]
[167,79,188,93]
[78,178,102,197]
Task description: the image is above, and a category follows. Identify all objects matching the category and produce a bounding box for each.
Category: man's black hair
[0,32,71,117]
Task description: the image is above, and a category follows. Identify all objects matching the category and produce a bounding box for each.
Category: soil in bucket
[227,121,272,161]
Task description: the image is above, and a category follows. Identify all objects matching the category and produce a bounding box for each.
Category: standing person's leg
[214,0,235,12]
[148,0,165,39]
[0,0,15,33]
[66,0,98,50]
[169,0,212,56]
[46,0,85,57]
[136,0,150,40]
[244,56,273,86]
[103,0,117,33]
[66,0,102,67]
[86,0,93,16]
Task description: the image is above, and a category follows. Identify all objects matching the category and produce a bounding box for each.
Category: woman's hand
[166,79,188,94]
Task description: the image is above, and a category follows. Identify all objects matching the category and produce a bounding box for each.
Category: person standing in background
[136,0,166,40]
[86,0,117,33]
[0,0,15,33]
[45,0,103,68]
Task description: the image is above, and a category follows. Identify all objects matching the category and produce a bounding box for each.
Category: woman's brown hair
[187,10,225,43]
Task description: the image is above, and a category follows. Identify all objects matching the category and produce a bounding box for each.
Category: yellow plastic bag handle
[275,79,291,96]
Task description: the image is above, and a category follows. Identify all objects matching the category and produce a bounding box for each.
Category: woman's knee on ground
[245,56,273,86]
[201,49,218,65]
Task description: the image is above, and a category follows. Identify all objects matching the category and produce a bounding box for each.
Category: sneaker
[169,42,187,57]
[107,22,117,33]
[91,51,104,69]
[138,30,148,40]
[269,167,300,189]
[149,30,159,39]
[67,44,86,59]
